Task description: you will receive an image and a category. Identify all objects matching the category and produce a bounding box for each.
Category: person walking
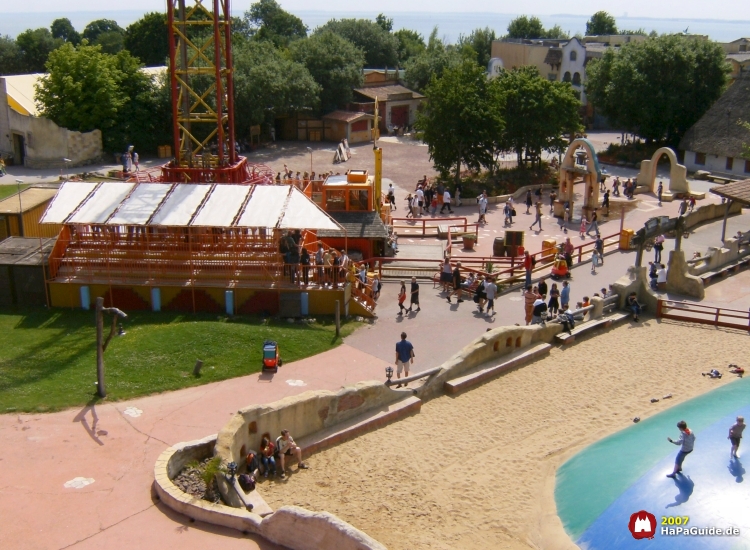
[484,276,497,317]
[478,192,488,224]
[387,183,396,210]
[657,181,663,205]
[563,238,574,269]
[579,217,587,238]
[594,234,604,265]
[560,280,571,311]
[591,249,601,274]
[447,262,464,304]
[455,182,462,207]
[394,332,414,388]
[549,189,557,214]
[601,190,610,216]
[503,201,513,227]
[405,194,414,218]
[440,258,453,293]
[529,201,543,231]
[415,185,425,214]
[440,188,454,214]
[406,277,420,313]
[397,280,407,315]
[525,190,533,214]
[586,210,599,237]
[729,416,745,459]
[667,420,696,478]
[537,276,548,300]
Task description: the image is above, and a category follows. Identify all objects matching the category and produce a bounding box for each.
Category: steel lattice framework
[165,0,246,182]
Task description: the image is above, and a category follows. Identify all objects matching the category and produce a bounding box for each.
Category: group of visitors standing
[403,177,459,217]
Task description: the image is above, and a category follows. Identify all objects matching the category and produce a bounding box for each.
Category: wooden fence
[657,299,750,332]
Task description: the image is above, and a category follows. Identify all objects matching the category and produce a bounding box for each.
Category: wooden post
[720,199,732,243]
[193,360,203,376]
[96,297,106,398]
[335,300,340,338]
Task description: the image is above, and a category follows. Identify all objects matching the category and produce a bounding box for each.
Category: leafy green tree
[233,40,320,136]
[495,66,582,167]
[50,18,81,45]
[586,35,729,143]
[289,31,364,112]
[0,36,23,75]
[586,11,617,36]
[545,25,570,40]
[244,0,307,48]
[394,29,425,65]
[619,28,648,36]
[35,42,167,152]
[458,27,496,69]
[507,16,546,39]
[404,28,462,93]
[82,19,124,43]
[124,12,168,66]
[94,31,124,54]
[16,28,62,73]
[741,121,750,160]
[315,18,398,68]
[375,13,393,33]
[416,61,505,184]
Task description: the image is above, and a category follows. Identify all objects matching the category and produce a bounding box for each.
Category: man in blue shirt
[394,332,414,388]
[561,281,571,310]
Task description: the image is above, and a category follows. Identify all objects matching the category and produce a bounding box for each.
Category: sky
[5,0,750,21]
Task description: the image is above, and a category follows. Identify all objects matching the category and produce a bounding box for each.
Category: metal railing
[657,299,750,332]
[390,216,470,237]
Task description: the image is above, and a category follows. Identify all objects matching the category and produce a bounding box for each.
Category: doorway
[390,105,409,129]
[12,133,25,166]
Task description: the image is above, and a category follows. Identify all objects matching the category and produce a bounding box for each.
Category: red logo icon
[628,510,657,539]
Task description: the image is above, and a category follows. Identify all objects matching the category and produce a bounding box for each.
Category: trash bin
[493,237,505,257]
[619,229,634,250]
[542,239,557,261]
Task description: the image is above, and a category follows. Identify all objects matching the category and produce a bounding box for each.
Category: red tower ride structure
[162,0,272,184]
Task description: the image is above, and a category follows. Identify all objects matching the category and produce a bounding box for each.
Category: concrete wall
[683,150,750,177]
[154,436,386,550]
[214,381,402,467]
[8,110,102,168]
[686,235,750,277]
[0,81,12,159]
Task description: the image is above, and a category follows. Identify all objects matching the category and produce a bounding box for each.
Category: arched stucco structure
[557,138,602,221]
[635,147,691,199]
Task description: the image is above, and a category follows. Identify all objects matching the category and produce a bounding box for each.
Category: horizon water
[1,10,748,44]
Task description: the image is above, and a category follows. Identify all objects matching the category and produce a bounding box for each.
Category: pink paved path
[0,345,388,550]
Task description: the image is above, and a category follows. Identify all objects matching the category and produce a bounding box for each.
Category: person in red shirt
[523,251,533,288]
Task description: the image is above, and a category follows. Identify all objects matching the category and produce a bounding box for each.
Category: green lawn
[0,184,30,201]
[0,308,361,413]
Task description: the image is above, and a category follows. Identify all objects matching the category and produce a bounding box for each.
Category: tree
[375,13,393,33]
[394,29,425,65]
[545,25,570,40]
[233,40,320,136]
[586,35,729,143]
[315,19,398,68]
[404,28,462,93]
[94,31,125,55]
[51,18,81,45]
[124,12,168,66]
[458,27,496,69]
[495,66,582,167]
[83,19,124,43]
[416,61,505,184]
[507,16,546,40]
[289,31,364,112]
[244,0,307,48]
[16,28,62,73]
[35,42,168,152]
[586,11,617,36]
[0,36,23,75]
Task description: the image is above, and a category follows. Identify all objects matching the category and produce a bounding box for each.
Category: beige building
[722,38,750,54]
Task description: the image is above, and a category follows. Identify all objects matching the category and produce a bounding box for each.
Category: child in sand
[702,369,722,379]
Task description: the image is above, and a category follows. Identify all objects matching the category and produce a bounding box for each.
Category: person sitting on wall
[627,292,642,322]
[259,435,276,478]
[275,429,308,478]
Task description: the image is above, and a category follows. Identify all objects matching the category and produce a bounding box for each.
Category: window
[325,189,346,210]
[695,152,706,165]
[348,189,369,211]
[572,72,581,86]
[548,73,556,81]
[351,119,369,132]
[570,50,577,61]
[726,157,734,171]
[740,45,748,52]
[745,159,750,173]
[563,71,571,82]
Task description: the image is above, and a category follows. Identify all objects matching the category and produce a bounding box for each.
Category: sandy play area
[261,320,748,550]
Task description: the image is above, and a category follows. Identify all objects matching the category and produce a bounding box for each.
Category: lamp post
[14,179,23,236]
[306,146,313,176]
[63,158,71,181]
[385,366,393,385]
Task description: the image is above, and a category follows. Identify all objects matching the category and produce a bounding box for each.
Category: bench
[699,257,750,285]
[555,312,629,345]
